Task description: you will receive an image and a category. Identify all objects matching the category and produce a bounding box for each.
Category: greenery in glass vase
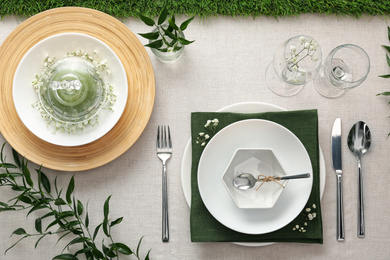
[0,143,150,260]
[138,7,195,53]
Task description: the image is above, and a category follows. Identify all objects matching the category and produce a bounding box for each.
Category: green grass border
[1,0,390,18]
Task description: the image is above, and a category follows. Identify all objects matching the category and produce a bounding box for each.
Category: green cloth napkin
[190,109,323,243]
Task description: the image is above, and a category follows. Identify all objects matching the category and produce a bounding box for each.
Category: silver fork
[156,125,172,242]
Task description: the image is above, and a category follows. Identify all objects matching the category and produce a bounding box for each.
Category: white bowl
[13,33,128,146]
[221,148,288,209]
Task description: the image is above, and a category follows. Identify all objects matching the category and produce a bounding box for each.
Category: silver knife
[332,118,345,241]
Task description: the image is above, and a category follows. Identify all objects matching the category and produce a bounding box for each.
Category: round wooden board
[0,7,155,171]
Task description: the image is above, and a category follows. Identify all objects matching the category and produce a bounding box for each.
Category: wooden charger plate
[0,7,155,171]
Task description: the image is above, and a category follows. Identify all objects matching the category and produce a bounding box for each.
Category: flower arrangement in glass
[265,35,322,96]
[138,7,194,62]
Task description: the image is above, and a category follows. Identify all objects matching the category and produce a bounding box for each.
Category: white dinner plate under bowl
[13,33,128,146]
[198,119,313,234]
[180,102,326,245]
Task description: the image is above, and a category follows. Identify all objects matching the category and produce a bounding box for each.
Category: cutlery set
[331,118,371,241]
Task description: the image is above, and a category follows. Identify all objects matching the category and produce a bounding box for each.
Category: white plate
[198,119,313,234]
[13,33,128,146]
[180,102,326,244]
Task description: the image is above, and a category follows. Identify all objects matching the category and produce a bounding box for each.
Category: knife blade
[332,118,345,241]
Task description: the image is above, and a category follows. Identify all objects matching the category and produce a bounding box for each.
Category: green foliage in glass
[138,7,195,53]
[378,26,390,136]
[0,143,150,260]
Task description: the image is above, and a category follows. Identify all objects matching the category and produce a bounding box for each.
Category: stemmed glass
[314,44,370,98]
[265,35,322,97]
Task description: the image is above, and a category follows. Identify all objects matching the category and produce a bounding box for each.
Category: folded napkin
[190,109,323,244]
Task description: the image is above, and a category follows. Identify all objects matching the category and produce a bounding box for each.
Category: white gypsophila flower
[205,120,211,128]
[205,134,210,140]
[199,132,204,136]
[290,45,296,51]
[201,142,206,146]
[308,213,314,220]
[305,208,311,212]
[312,204,316,209]
[300,36,305,43]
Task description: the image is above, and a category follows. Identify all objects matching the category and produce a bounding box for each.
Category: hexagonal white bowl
[221,148,288,209]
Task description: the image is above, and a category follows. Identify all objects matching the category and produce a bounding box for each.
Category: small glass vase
[149,24,185,63]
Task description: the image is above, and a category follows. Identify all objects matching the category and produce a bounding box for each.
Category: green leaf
[145,249,151,260]
[378,91,390,96]
[55,198,67,206]
[53,253,78,260]
[85,211,89,228]
[18,195,33,204]
[388,26,390,41]
[386,54,390,67]
[162,28,177,40]
[34,233,47,248]
[180,16,195,31]
[63,237,88,252]
[41,211,55,219]
[110,242,133,255]
[12,149,21,167]
[77,200,83,216]
[158,8,168,25]
[0,163,18,168]
[5,235,29,255]
[379,74,390,78]
[110,217,123,227]
[144,39,163,49]
[136,236,144,257]
[12,228,27,235]
[74,247,93,256]
[168,16,179,30]
[35,218,42,233]
[27,202,47,216]
[103,218,110,237]
[138,13,155,26]
[178,37,195,45]
[39,169,51,193]
[66,176,75,204]
[56,231,72,244]
[383,45,390,53]
[104,195,111,219]
[138,32,160,40]
[92,248,105,259]
[22,162,33,187]
[93,223,102,241]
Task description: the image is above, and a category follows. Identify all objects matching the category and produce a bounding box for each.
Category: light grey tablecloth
[1,13,390,260]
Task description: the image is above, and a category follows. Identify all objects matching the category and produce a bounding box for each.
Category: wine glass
[265,35,322,97]
[314,44,370,98]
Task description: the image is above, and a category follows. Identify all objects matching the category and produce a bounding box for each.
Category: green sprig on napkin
[190,109,323,244]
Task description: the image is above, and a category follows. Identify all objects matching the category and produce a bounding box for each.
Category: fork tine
[167,126,172,148]
[163,125,167,148]
[157,125,161,149]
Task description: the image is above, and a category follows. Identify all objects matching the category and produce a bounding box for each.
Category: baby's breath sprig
[287,36,319,71]
[195,118,219,147]
[292,203,317,233]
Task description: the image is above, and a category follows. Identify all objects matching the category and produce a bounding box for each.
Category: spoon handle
[357,160,365,238]
[280,173,310,180]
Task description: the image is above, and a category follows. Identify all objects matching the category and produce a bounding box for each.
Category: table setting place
[0,4,390,260]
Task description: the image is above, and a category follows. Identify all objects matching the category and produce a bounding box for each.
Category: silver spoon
[347,121,371,238]
[233,172,311,190]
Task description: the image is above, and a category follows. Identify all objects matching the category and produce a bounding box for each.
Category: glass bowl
[39,56,106,123]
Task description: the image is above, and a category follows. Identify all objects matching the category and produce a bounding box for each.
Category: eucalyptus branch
[0,143,151,260]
